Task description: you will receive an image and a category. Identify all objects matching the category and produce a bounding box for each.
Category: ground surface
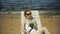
[0,12,60,34]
